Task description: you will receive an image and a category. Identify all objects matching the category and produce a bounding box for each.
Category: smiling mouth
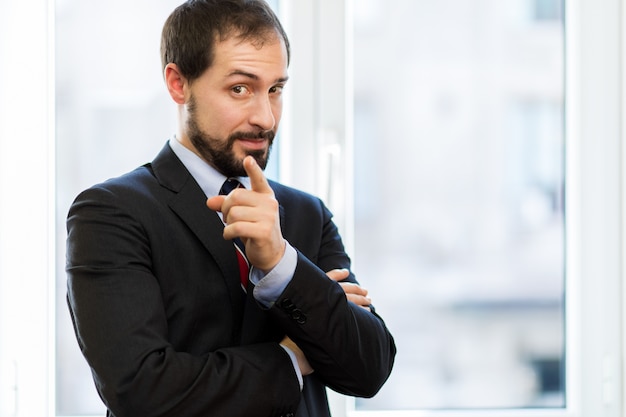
[236,137,268,150]
[238,136,264,141]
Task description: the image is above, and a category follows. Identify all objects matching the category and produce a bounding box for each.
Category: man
[66,1,396,416]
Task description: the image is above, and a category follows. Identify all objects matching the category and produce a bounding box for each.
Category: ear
[164,63,187,105]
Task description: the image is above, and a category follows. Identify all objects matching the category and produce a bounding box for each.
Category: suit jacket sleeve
[271,185,396,398]
[66,182,301,417]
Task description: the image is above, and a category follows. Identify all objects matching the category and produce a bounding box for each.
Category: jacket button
[291,309,307,324]
[280,298,295,311]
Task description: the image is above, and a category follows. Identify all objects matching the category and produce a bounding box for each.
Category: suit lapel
[150,143,286,345]
[150,143,245,318]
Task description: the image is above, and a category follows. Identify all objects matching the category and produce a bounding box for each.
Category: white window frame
[0,0,55,416]
[0,0,623,416]
[281,0,626,417]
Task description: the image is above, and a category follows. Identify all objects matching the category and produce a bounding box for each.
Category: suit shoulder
[77,164,155,196]
[269,180,323,207]
[268,180,335,229]
[69,163,173,215]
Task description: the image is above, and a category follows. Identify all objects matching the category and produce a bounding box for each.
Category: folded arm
[66,184,301,417]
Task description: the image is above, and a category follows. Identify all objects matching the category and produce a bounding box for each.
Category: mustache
[228,130,275,142]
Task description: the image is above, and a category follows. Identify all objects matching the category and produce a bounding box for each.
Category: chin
[244,150,269,170]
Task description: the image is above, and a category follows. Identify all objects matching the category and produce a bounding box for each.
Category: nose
[249,95,276,132]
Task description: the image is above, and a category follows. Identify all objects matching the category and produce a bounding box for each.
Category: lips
[236,138,267,150]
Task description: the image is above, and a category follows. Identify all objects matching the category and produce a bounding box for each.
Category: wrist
[260,239,287,274]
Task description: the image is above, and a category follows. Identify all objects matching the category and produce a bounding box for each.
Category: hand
[280,336,314,376]
[207,156,285,272]
[326,268,372,311]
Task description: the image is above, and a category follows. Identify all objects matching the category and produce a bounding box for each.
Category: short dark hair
[161,0,290,82]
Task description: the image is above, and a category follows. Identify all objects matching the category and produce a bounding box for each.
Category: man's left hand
[326,268,372,311]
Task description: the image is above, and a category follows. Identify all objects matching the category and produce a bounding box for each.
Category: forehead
[211,34,289,81]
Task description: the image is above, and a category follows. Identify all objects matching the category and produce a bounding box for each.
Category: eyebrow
[227,69,289,84]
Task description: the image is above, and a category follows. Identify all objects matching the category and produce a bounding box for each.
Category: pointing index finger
[243,155,272,194]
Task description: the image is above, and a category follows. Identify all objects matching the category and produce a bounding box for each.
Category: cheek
[272,100,283,124]
[217,100,250,125]
[198,101,242,134]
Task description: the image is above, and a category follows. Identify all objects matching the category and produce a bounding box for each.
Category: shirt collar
[168,137,251,197]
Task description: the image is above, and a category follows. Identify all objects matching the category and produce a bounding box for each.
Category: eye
[269,84,285,94]
[231,85,249,95]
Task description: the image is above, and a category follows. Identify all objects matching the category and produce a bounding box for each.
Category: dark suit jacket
[66,142,396,417]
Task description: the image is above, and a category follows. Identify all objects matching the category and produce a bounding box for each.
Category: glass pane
[55,0,279,414]
[352,0,564,410]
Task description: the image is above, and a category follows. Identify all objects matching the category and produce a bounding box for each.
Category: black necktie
[219,178,243,196]
[219,179,249,290]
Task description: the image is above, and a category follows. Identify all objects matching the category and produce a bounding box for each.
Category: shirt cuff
[250,242,297,308]
[280,344,304,390]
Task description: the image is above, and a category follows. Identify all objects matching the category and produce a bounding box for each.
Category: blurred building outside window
[351,0,564,410]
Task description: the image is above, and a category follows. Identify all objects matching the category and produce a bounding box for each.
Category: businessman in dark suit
[66,1,396,416]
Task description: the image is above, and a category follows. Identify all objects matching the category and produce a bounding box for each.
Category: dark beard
[186,100,274,177]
